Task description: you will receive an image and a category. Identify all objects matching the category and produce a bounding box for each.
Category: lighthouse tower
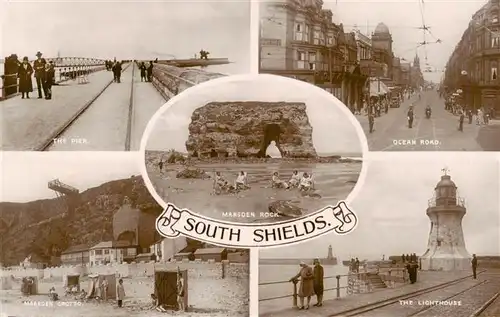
[419,169,471,271]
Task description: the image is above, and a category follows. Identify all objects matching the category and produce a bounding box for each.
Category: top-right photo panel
[259,0,500,151]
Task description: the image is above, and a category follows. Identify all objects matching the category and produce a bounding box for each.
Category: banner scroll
[156,201,358,248]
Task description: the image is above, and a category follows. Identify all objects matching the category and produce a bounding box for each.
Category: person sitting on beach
[213,171,229,194]
[289,171,301,188]
[78,289,87,300]
[49,287,59,301]
[299,173,314,192]
[234,171,249,190]
[271,172,289,189]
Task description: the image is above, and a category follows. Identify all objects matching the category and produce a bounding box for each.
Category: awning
[369,78,390,96]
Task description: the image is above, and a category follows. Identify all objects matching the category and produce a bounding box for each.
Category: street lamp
[460,70,469,109]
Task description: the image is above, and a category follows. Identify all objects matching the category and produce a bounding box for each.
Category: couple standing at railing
[288,259,324,310]
[18,51,55,100]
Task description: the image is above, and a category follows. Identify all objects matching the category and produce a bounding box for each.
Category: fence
[1,58,107,100]
[259,265,408,308]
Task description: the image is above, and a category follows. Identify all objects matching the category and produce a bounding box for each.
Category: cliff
[185,102,317,158]
[0,176,163,266]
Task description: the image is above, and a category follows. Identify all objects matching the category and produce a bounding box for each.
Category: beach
[147,162,361,222]
[1,275,248,317]
[259,264,350,314]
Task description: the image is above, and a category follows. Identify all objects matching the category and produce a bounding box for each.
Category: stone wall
[0,260,249,281]
[185,102,317,158]
[151,64,226,100]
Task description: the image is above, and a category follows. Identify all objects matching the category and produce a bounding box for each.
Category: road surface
[356,90,500,151]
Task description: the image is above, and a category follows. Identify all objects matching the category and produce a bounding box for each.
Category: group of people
[401,253,418,263]
[17,51,55,100]
[213,171,250,194]
[138,61,154,82]
[271,171,315,193]
[20,277,35,295]
[349,258,361,273]
[107,59,124,83]
[289,259,324,310]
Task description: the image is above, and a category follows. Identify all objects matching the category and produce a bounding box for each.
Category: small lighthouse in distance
[420,168,471,271]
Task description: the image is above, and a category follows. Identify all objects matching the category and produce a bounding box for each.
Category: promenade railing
[259,264,409,308]
[1,57,107,100]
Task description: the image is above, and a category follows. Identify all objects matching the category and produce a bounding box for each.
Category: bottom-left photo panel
[0,152,250,317]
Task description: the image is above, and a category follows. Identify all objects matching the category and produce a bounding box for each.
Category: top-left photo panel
[0,0,251,152]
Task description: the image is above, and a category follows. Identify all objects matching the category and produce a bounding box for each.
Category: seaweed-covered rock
[176,168,210,179]
[268,200,303,218]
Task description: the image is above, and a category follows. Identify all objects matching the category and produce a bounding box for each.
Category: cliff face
[185,102,317,158]
[0,176,163,266]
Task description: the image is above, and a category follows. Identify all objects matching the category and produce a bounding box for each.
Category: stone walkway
[1,68,121,151]
[259,271,475,317]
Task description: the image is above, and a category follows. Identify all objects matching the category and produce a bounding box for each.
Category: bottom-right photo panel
[258,152,500,317]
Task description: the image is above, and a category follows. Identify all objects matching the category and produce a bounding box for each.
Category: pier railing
[1,59,106,100]
[259,265,408,307]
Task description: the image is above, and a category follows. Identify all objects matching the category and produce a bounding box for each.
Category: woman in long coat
[289,262,314,310]
[313,259,324,307]
[17,56,33,99]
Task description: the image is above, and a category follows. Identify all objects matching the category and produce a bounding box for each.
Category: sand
[1,275,248,317]
[148,162,361,223]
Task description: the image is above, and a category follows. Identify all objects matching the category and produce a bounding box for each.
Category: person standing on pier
[44,61,55,100]
[112,61,123,83]
[313,259,324,307]
[289,262,314,310]
[471,254,478,279]
[116,278,125,307]
[147,61,154,82]
[17,57,33,99]
[33,52,46,99]
[139,62,147,82]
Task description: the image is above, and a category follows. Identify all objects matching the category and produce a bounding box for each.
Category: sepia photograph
[1,0,251,151]
[0,152,249,317]
[258,153,500,317]
[142,74,366,224]
[259,0,500,151]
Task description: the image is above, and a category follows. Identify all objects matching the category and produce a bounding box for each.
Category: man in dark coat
[33,51,46,98]
[407,106,414,128]
[312,259,324,307]
[44,61,55,99]
[147,61,154,82]
[471,254,478,279]
[17,56,34,99]
[112,61,122,83]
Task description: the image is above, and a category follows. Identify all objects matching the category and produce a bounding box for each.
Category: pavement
[356,90,500,151]
[0,63,165,151]
[259,270,477,317]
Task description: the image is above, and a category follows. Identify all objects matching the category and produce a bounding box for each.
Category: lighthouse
[420,169,471,271]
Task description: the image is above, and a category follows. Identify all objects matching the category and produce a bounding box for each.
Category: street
[357,90,500,151]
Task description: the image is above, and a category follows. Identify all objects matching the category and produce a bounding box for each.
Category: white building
[89,241,138,266]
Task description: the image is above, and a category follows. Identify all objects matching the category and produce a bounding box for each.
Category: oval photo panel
[140,74,368,230]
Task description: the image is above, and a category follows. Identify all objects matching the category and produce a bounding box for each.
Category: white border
[139,73,369,241]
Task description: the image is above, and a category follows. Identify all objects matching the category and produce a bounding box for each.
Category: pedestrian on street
[459,111,464,131]
[368,113,375,133]
[116,278,125,307]
[17,57,33,99]
[177,272,185,311]
[312,259,324,307]
[468,109,473,124]
[471,254,478,279]
[33,51,46,99]
[355,258,360,272]
[289,262,314,310]
[476,109,483,125]
[407,107,414,129]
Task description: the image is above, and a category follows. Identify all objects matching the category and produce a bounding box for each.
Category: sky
[0,152,141,202]
[145,74,363,155]
[323,0,486,83]
[2,0,251,74]
[261,152,500,259]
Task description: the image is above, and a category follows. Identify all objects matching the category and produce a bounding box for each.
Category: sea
[259,264,350,314]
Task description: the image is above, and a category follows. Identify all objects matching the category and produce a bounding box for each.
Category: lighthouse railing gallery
[428,195,466,208]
